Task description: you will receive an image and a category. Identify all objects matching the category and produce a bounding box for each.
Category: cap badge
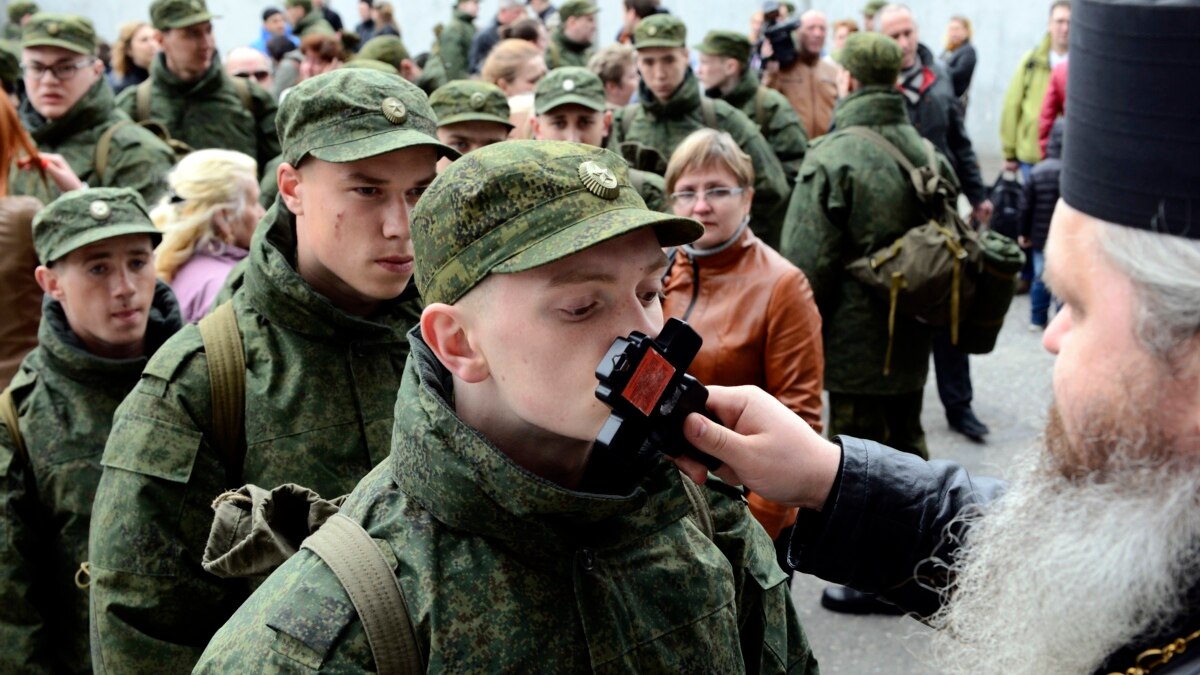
[647,25,658,36]
[469,92,486,110]
[89,200,111,221]
[46,22,60,36]
[381,97,407,124]
[578,161,619,200]
[562,78,575,92]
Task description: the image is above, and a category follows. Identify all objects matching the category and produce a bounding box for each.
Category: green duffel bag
[957,229,1026,354]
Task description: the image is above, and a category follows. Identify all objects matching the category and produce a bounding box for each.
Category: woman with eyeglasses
[661,129,824,572]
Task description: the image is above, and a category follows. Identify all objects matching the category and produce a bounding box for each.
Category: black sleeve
[787,436,1005,618]
[950,46,977,97]
[947,101,987,206]
[1019,173,1036,240]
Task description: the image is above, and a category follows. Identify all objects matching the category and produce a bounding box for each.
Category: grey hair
[1096,221,1200,362]
[877,3,915,26]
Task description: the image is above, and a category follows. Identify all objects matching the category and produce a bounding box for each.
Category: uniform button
[580,549,595,571]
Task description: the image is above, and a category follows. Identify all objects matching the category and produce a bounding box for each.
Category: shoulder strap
[755,86,768,129]
[679,473,715,540]
[842,126,919,173]
[94,120,134,185]
[0,386,27,466]
[700,96,718,130]
[842,126,941,201]
[197,301,247,478]
[302,513,424,675]
[229,75,257,117]
[135,80,153,123]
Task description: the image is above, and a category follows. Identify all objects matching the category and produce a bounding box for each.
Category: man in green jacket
[285,0,336,37]
[1,188,183,674]
[437,0,477,81]
[3,1,36,40]
[115,0,280,177]
[548,0,597,68]
[607,14,789,247]
[1000,0,1070,177]
[194,139,818,674]
[88,69,457,674]
[9,14,175,204]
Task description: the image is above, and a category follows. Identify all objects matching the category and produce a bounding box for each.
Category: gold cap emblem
[381,97,407,124]
[562,78,575,92]
[577,161,619,200]
[46,22,60,36]
[89,200,111,221]
[469,92,486,110]
[647,25,658,36]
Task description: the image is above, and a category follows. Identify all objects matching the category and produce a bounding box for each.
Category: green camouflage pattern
[436,8,475,81]
[548,29,594,69]
[0,40,22,91]
[7,1,37,24]
[20,13,94,55]
[534,66,605,114]
[429,79,512,128]
[780,87,959,394]
[558,0,598,20]
[833,32,902,88]
[87,203,423,673]
[411,140,700,305]
[414,51,449,95]
[696,29,753,64]
[340,57,397,75]
[356,35,409,68]
[32,187,160,265]
[194,333,819,674]
[630,168,668,213]
[862,0,887,16]
[0,283,181,674]
[149,0,216,30]
[114,53,280,177]
[258,154,282,208]
[633,13,686,49]
[277,69,452,166]
[292,8,335,37]
[284,0,311,10]
[607,70,790,242]
[9,78,175,205]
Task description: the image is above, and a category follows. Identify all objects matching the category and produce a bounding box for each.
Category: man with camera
[762,7,837,140]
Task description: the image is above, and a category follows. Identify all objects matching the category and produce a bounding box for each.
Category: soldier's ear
[34,265,63,300]
[421,302,490,383]
[601,110,612,137]
[528,115,541,139]
[278,162,304,216]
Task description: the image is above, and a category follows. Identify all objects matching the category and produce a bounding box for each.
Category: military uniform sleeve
[723,106,790,233]
[249,81,281,178]
[112,85,137,121]
[762,92,808,184]
[439,23,470,82]
[88,327,253,674]
[780,157,845,316]
[101,124,176,206]
[763,267,823,432]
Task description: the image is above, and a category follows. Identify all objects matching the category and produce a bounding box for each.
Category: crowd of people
[0,0,1197,673]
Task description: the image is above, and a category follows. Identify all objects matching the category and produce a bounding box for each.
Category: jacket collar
[638,68,703,119]
[835,86,911,128]
[553,29,589,53]
[20,77,117,146]
[682,224,756,270]
[240,200,420,341]
[453,8,474,23]
[719,68,761,111]
[390,329,694,551]
[150,51,227,97]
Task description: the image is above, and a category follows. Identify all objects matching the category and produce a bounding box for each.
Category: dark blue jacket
[1020,118,1064,250]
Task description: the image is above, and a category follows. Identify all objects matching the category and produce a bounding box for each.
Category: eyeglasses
[668,187,746,208]
[21,58,95,82]
[233,70,271,82]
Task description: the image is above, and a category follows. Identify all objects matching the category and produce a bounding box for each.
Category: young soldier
[547,0,598,68]
[438,0,477,81]
[429,79,512,169]
[0,188,183,673]
[88,69,457,673]
[530,65,667,212]
[194,140,817,673]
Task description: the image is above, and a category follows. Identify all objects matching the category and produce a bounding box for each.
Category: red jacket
[1038,60,1068,159]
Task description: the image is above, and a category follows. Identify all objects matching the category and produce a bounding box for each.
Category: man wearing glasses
[225,45,274,93]
[9,14,175,204]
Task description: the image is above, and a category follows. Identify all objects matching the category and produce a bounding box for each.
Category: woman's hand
[18,153,85,193]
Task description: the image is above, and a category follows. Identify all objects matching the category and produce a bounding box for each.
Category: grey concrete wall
[8,0,1057,165]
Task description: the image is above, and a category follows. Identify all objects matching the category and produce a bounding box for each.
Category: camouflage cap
[343,58,399,75]
[534,66,605,115]
[862,0,887,16]
[358,35,409,69]
[33,188,160,265]
[429,80,513,129]
[286,0,313,12]
[558,0,598,20]
[21,13,96,56]
[634,14,686,49]
[0,40,19,87]
[149,0,218,30]
[412,141,702,305]
[7,1,37,24]
[278,68,458,166]
[695,30,751,64]
[834,31,902,87]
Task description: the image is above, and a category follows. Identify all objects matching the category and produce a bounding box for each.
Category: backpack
[988,170,1024,239]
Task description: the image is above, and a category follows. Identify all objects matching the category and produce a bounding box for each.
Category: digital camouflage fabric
[437,7,475,81]
[633,13,686,49]
[0,283,182,674]
[114,53,280,177]
[356,35,409,69]
[149,0,216,30]
[9,77,175,205]
[32,187,160,265]
[780,86,959,395]
[291,6,335,37]
[696,29,753,64]
[429,79,512,129]
[833,32,902,88]
[20,13,95,54]
[548,0,597,68]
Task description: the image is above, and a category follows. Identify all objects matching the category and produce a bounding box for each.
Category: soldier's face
[878,11,919,70]
[159,21,216,80]
[283,147,438,316]
[22,46,103,120]
[564,13,596,45]
[532,104,611,146]
[436,121,511,161]
[695,53,739,92]
[636,47,688,102]
[35,235,156,360]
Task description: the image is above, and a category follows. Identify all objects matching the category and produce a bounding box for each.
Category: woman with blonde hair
[481,38,547,138]
[940,15,976,105]
[152,149,264,322]
[110,21,158,94]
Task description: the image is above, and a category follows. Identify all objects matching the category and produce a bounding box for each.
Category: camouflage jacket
[0,284,181,674]
[9,77,174,205]
[293,10,335,37]
[608,71,790,245]
[630,168,667,213]
[779,87,959,395]
[437,9,475,81]
[195,330,818,673]
[115,53,280,176]
[87,203,422,674]
[548,30,593,69]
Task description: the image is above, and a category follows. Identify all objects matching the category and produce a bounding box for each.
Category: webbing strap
[135,80,152,123]
[884,272,905,376]
[301,513,424,675]
[94,120,132,185]
[679,472,714,540]
[0,386,27,466]
[197,301,246,477]
[842,126,941,201]
[700,96,718,130]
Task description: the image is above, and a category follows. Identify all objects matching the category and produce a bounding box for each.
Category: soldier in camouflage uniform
[356,35,421,83]
[194,140,819,673]
[530,66,667,212]
[9,14,175,205]
[437,0,477,81]
[115,0,280,177]
[87,69,457,673]
[3,1,36,40]
[0,188,182,674]
[781,33,960,463]
[429,79,512,164]
[547,0,597,69]
[284,0,336,38]
[607,15,789,246]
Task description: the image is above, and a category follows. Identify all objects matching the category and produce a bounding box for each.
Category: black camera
[594,318,722,471]
[760,18,801,68]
